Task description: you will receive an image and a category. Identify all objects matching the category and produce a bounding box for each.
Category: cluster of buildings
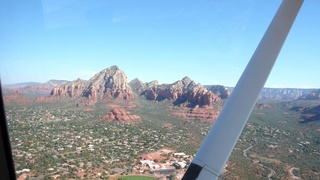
[133,151,192,178]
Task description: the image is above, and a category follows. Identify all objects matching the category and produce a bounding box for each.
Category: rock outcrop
[50,66,134,104]
[298,89,320,100]
[129,77,229,121]
[206,85,230,99]
[170,105,219,122]
[290,104,320,123]
[102,108,140,122]
[83,66,134,100]
[129,78,147,94]
[140,77,222,107]
[50,78,87,98]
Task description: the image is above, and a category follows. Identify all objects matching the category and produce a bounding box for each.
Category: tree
[169,174,176,180]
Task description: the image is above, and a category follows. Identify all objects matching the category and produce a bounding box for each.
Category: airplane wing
[182,0,304,179]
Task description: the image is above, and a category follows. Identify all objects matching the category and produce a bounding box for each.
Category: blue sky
[1,0,319,88]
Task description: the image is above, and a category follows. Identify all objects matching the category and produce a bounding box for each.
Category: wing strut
[182,0,304,179]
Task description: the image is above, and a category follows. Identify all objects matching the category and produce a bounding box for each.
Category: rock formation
[298,89,320,100]
[128,78,147,94]
[140,76,223,107]
[101,108,140,121]
[50,66,134,104]
[206,85,230,99]
[50,78,87,98]
[290,104,320,123]
[84,66,134,100]
[170,105,220,122]
[129,76,229,121]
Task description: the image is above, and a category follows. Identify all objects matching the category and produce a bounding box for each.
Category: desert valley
[2,65,320,180]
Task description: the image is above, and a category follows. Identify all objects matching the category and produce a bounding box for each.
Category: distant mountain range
[46,66,229,109]
[298,89,320,100]
[258,88,315,100]
[227,87,316,101]
[3,67,319,102]
[2,65,320,121]
[3,80,69,89]
[2,66,229,120]
[2,80,69,96]
[2,82,42,89]
[3,66,319,102]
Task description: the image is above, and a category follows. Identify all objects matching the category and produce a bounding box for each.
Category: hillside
[298,89,320,100]
[50,66,134,102]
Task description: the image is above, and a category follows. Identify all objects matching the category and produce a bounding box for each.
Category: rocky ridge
[129,77,230,121]
[298,89,320,100]
[170,105,220,122]
[50,78,87,98]
[133,76,228,107]
[128,78,147,94]
[50,66,134,105]
[228,87,314,100]
[205,85,230,99]
[290,104,320,123]
[102,108,141,122]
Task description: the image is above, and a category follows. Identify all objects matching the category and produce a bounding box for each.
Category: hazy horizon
[2,67,320,89]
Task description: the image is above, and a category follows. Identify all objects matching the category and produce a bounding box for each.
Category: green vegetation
[118,175,157,180]
[4,97,320,179]
[225,100,320,179]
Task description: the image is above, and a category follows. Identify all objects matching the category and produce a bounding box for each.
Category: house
[147,163,162,170]
[173,152,185,157]
[177,161,187,169]
[140,160,154,166]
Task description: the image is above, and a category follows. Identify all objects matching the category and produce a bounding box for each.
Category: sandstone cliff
[50,66,134,104]
[131,77,229,121]
[140,76,223,107]
[102,108,140,122]
[50,78,87,98]
[170,105,220,122]
[206,85,230,99]
[83,66,134,100]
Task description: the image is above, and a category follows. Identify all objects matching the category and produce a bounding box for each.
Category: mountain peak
[50,65,134,103]
[108,65,119,71]
[182,76,191,82]
[129,78,147,93]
